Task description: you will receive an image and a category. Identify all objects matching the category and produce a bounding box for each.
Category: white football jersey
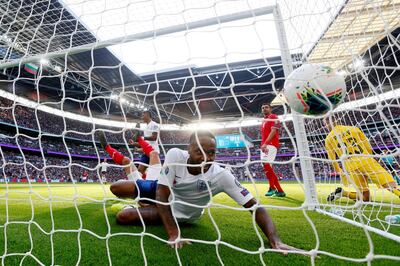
[101,162,107,172]
[158,148,253,222]
[143,120,160,153]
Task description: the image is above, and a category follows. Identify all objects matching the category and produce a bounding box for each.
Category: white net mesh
[0,0,399,265]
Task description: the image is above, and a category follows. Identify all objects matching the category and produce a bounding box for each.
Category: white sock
[127,171,142,181]
[146,164,162,181]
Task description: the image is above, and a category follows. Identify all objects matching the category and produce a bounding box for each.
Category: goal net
[0,0,399,265]
[293,0,400,241]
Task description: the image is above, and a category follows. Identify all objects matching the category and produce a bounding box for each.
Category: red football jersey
[261,113,280,148]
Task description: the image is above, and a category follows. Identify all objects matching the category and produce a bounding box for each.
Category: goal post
[273,4,319,210]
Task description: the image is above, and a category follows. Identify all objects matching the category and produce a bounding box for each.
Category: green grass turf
[0,182,399,265]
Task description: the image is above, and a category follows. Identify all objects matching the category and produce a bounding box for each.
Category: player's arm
[144,131,158,141]
[144,124,159,141]
[243,199,280,247]
[264,127,277,144]
[128,139,141,147]
[155,184,181,246]
[244,199,307,255]
[265,115,280,144]
[325,138,342,173]
[220,172,301,253]
[261,115,279,151]
[156,148,189,248]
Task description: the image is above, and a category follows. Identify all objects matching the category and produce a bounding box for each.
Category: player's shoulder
[149,120,159,128]
[350,125,362,132]
[213,165,235,181]
[166,148,188,162]
[325,128,335,139]
[332,125,350,133]
[269,113,278,119]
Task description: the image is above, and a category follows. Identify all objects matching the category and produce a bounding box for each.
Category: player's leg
[342,190,370,201]
[111,176,159,224]
[263,163,276,196]
[138,164,147,175]
[382,182,400,197]
[137,154,149,177]
[261,148,275,194]
[98,131,144,199]
[116,205,162,225]
[98,131,141,179]
[327,170,370,201]
[367,160,400,198]
[110,180,138,198]
[131,129,162,181]
[328,188,370,201]
[261,145,284,197]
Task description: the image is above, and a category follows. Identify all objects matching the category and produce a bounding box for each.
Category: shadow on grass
[269,196,304,205]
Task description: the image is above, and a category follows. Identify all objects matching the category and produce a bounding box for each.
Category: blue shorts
[135,179,158,200]
[140,154,150,165]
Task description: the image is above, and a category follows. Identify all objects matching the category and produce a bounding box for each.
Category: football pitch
[0,183,399,265]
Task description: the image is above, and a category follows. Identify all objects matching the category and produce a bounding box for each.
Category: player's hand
[129,139,140,147]
[167,236,192,249]
[261,144,268,153]
[271,241,310,257]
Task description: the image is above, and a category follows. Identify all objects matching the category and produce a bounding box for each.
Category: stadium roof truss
[308,0,400,69]
[0,1,287,122]
[1,0,398,125]
[0,0,143,90]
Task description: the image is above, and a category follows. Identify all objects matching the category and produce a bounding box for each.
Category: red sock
[137,136,154,156]
[105,145,125,165]
[264,164,284,192]
[263,164,274,190]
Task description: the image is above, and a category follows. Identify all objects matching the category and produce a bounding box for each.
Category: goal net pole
[273,4,319,210]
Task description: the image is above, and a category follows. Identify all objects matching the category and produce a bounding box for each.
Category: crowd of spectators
[2,97,399,144]
[0,151,125,183]
[1,96,399,183]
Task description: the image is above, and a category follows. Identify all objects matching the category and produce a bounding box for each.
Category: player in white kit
[100,158,108,183]
[135,111,160,176]
[109,131,299,253]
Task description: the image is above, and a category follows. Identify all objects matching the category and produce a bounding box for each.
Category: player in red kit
[260,103,286,197]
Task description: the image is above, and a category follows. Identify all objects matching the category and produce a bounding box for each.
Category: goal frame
[273,3,400,244]
[1,0,399,248]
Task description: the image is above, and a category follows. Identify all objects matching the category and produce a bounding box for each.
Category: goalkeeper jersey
[158,148,253,222]
[325,125,374,172]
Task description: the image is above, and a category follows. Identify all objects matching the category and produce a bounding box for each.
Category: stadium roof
[0,0,399,127]
[61,0,281,75]
[307,0,400,69]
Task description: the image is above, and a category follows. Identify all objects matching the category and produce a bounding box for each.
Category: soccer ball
[283,64,346,115]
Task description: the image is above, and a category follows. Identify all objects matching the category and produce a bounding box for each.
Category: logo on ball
[283,64,346,115]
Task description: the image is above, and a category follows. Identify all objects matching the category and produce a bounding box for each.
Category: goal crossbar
[0,6,276,71]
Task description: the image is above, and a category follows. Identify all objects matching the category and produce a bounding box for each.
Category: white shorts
[260,145,277,163]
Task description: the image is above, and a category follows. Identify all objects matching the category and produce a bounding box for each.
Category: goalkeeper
[101,130,301,253]
[325,119,400,202]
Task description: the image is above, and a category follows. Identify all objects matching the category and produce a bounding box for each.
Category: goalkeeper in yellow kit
[325,120,400,202]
